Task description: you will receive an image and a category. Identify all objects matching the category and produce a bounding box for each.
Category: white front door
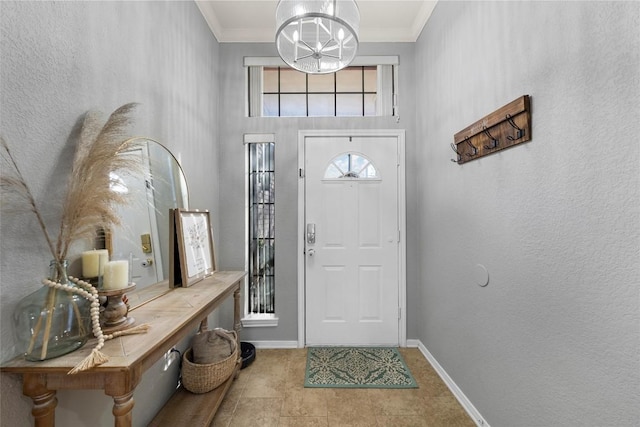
[304,134,402,346]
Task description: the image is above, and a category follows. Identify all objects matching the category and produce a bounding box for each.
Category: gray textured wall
[215,42,420,343]
[415,1,640,426]
[3,1,639,426]
[0,1,220,425]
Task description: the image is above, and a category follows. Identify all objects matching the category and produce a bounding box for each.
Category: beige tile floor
[212,348,476,427]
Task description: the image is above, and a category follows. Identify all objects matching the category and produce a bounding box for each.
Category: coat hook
[482,126,498,149]
[464,137,477,157]
[450,143,462,163]
[506,114,525,140]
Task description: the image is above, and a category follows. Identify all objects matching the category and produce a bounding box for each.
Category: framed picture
[173,209,216,287]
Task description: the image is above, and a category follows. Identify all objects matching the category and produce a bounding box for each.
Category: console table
[0,271,245,427]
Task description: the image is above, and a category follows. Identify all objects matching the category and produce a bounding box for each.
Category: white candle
[82,249,109,278]
[102,260,129,290]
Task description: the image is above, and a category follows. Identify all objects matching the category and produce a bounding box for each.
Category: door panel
[359,266,382,320]
[324,267,347,321]
[358,184,381,246]
[305,136,399,346]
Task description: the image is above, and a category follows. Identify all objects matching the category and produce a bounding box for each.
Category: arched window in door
[324,152,380,180]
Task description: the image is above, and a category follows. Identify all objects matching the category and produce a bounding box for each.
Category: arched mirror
[107,137,188,306]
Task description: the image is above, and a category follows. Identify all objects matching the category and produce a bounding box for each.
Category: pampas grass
[57,103,144,260]
[1,136,58,258]
[2,103,142,263]
[1,103,144,361]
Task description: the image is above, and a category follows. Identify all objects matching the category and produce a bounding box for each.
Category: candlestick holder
[98,283,136,334]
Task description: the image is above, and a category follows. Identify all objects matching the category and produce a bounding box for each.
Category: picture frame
[168,208,179,288]
[172,209,216,287]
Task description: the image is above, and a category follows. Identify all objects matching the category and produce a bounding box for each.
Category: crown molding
[196,0,438,44]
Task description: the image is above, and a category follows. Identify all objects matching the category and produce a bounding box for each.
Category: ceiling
[195,0,438,43]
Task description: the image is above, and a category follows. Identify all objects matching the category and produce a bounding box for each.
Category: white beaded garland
[40,275,149,374]
[42,276,107,353]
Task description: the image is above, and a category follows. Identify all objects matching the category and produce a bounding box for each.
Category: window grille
[247,142,275,314]
[247,61,397,117]
[261,66,378,117]
[324,152,379,179]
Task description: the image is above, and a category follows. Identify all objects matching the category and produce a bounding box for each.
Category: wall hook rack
[450,143,462,163]
[465,137,477,157]
[451,95,531,165]
[482,126,499,149]
[506,113,526,140]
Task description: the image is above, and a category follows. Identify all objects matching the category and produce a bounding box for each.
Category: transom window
[246,56,398,118]
[262,66,378,117]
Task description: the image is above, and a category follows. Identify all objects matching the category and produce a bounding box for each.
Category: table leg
[31,391,57,426]
[23,374,56,427]
[233,287,243,378]
[233,288,242,335]
[112,391,135,427]
[22,374,58,427]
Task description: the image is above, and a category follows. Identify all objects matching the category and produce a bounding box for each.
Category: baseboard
[416,341,490,427]
[246,340,299,349]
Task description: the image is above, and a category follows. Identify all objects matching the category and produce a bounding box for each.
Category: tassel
[66,325,151,374]
[107,323,151,339]
[68,348,110,374]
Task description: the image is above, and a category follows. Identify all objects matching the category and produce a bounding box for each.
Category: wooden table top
[1,271,245,375]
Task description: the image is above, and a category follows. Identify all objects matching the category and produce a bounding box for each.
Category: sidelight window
[244,136,278,326]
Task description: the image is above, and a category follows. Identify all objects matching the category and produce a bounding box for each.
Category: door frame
[297,129,407,348]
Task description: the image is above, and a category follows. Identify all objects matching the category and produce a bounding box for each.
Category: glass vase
[14,259,92,361]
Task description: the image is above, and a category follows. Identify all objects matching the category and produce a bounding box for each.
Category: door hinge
[299,168,305,178]
[398,307,402,319]
[398,230,401,243]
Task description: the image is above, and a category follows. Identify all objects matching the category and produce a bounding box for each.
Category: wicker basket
[182,330,238,394]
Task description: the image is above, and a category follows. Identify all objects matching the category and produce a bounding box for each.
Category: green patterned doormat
[305,347,418,388]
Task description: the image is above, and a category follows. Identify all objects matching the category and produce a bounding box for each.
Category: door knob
[308,249,315,257]
[141,258,154,267]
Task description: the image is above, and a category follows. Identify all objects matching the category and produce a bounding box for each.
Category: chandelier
[275,0,360,74]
